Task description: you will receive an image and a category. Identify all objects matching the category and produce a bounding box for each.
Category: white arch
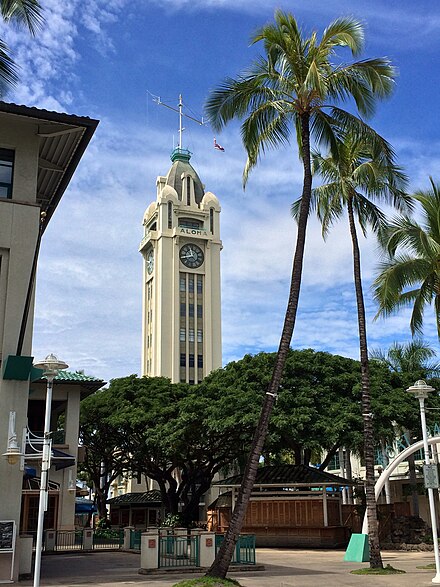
[361,436,440,534]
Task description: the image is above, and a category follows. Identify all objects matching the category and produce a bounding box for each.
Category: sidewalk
[21,548,439,587]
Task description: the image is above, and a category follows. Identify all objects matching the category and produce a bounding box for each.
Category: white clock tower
[140,148,222,383]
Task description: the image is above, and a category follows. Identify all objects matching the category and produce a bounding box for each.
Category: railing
[215,534,256,565]
[55,530,83,551]
[130,530,142,550]
[92,529,124,549]
[158,532,199,568]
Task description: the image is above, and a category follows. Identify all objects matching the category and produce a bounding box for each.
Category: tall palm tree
[205,11,397,576]
[374,178,440,340]
[0,0,43,95]
[291,132,408,567]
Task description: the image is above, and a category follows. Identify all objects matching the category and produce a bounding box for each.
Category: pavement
[20,548,440,587]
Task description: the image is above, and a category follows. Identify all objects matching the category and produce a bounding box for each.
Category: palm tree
[374,178,440,340]
[0,0,43,95]
[291,132,408,567]
[205,11,397,576]
[370,339,440,516]
[370,339,440,378]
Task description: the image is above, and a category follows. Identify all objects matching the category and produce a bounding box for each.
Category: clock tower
[140,148,222,383]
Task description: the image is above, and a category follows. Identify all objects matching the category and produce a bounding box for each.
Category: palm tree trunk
[206,112,313,579]
[347,198,383,568]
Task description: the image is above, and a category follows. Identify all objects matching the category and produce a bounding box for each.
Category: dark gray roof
[214,464,357,487]
[166,149,204,204]
[0,101,99,230]
[107,490,162,505]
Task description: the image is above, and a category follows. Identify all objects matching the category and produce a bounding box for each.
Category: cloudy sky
[2,0,440,382]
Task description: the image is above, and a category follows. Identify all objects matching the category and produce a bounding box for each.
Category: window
[189,354,195,367]
[180,353,186,367]
[168,202,173,229]
[186,177,191,205]
[189,329,195,342]
[0,149,14,198]
[179,218,203,229]
[197,275,203,294]
[210,208,214,233]
[327,453,340,471]
[197,329,203,343]
[188,275,194,292]
[180,302,186,316]
[197,304,203,318]
[198,355,203,368]
[189,303,194,317]
[180,328,186,342]
[180,275,186,291]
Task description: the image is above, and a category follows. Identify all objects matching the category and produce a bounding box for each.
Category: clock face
[180,243,204,268]
[146,249,154,274]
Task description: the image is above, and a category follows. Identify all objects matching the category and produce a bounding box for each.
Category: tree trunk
[347,198,383,569]
[206,112,313,579]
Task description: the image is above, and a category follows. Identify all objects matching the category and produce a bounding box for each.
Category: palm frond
[1,0,43,35]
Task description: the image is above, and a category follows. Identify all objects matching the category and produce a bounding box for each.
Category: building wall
[0,116,40,579]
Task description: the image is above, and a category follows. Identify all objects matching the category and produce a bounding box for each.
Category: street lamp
[407,379,440,584]
[32,354,68,587]
[2,411,23,465]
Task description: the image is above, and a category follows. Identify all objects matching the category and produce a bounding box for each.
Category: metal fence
[158,533,199,568]
[55,530,83,551]
[92,529,124,550]
[130,530,142,550]
[215,534,256,565]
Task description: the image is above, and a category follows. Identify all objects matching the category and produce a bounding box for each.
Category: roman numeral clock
[139,148,222,384]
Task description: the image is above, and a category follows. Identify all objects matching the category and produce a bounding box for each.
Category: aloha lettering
[179,228,207,235]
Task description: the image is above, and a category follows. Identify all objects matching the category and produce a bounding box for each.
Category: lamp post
[407,379,440,584]
[32,354,68,587]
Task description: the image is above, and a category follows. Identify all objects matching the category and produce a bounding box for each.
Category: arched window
[168,202,173,229]
[186,176,191,206]
[210,208,214,233]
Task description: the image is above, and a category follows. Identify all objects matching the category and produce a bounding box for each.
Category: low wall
[243,525,349,548]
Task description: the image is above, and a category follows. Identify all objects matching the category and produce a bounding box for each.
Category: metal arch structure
[361,436,440,534]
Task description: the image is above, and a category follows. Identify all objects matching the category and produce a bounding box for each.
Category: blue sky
[2,0,440,382]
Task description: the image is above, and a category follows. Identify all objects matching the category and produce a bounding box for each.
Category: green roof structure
[107,490,162,505]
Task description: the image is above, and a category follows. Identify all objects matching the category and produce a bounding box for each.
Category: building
[0,101,98,581]
[139,147,222,384]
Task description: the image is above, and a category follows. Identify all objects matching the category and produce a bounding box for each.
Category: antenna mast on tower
[150,93,205,151]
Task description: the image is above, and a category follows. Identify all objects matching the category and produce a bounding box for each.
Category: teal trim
[158,533,199,568]
[171,147,192,162]
[344,533,370,562]
[2,355,33,380]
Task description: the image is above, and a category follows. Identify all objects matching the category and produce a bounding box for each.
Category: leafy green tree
[0,0,43,95]
[374,178,440,339]
[105,376,255,526]
[205,11,396,574]
[291,131,408,564]
[79,386,130,519]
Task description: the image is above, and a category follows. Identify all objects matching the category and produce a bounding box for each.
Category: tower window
[197,275,203,294]
[180,353,186,367]
[0,149,14,198]
[189,354,195,367]
[180,303,186,316]
[180,328,186,342]
[186,176,191,206]
[189,303,194,317]
[210,208,214,233]
[179,218,202,229]
[197,329,203,343]
[180,275,186,291]
[188,275,194,292]
[189,329,195,342]
[168,202,173,229]
[197,304,203,318]
[198,355,203,368]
